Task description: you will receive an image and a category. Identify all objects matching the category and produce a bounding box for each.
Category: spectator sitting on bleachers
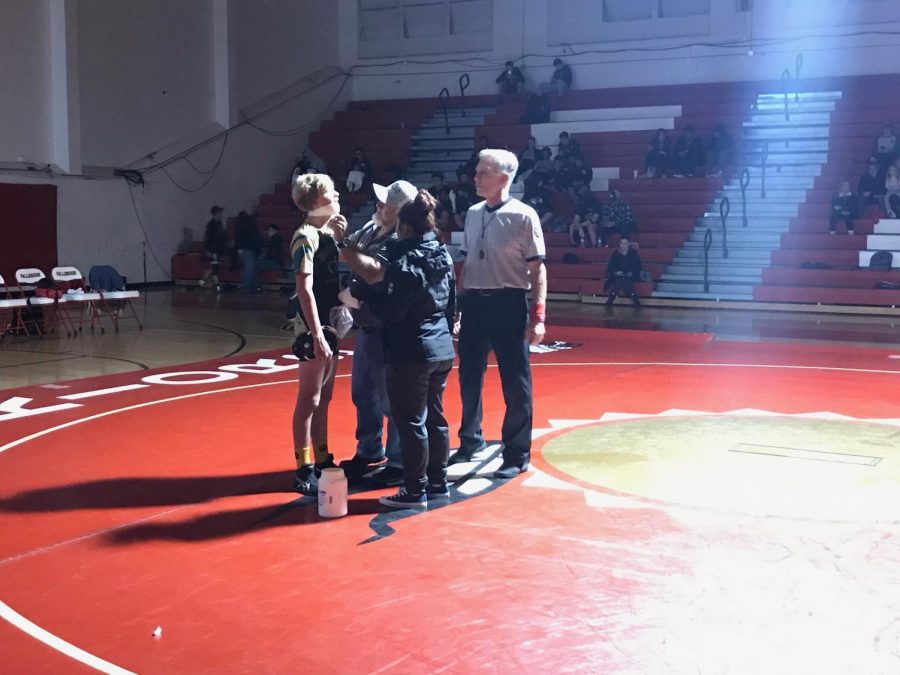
[540,58,572,96]
[569,185,600,247]
[199,204,228,291]
[496,61,525,97]
[461,135,490,178]
[428,172,454,230]
[829,180,858,235]
[346,146,372,193]
[671,125,705,177]
[706,124,735,177]
[258,224,286,272]
[604,237,642,307]
[566,156,593,197]
[518,93,550,124]
[642,129,671,178]
[290,149,326,183]
[451,172,477,230]
[884,163,900,218]
[526,147,557,192]
[556,132,582,162]
[874,121,897,171]
[858,156,885,206]
[600,189,636,246]
[515,136,539,183]
[523,182,556,231]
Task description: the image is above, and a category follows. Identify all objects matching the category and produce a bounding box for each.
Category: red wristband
[531,302,546,323]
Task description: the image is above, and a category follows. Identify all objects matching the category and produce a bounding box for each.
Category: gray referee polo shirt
[460,198,545,290]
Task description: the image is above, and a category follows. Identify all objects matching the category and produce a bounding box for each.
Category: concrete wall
[341,0,900,100]
[0,0,344,283]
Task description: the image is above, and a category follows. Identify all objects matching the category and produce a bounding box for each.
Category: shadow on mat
[1,442,512,543]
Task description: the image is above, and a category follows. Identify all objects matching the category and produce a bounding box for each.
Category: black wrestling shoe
[373,465,405,487]
[292,455,336,495]
[493,461,529,479]
[448,443,487,465]
[338,453,386,479]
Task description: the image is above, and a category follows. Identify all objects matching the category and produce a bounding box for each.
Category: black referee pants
[458,289,533,467]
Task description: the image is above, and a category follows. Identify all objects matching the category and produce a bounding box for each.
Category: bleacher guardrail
[703,228,713,292]
[760,142,769,199]
[781,69,792,122]
[740,168,750,228]
[459,74,470,118]
[719,196,730,259]
[439,87,451,135]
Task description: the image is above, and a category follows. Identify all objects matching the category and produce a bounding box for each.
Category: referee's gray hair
[478,148,518,181]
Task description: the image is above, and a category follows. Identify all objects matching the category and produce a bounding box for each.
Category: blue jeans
[238,249,257,292]
[352,328,401,467]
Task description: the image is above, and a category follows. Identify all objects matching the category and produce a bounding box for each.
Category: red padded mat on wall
[0,183,57,283]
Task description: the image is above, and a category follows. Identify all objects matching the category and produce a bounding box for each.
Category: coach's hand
[527,320,545,346]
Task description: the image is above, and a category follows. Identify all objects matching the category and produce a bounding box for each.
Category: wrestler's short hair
[478,148,518,181]
[291,172,333,212]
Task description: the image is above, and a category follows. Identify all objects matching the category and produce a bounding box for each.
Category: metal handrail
[740,169,750,228]
[439,87,450,135]
[781,68,791,122]
[719,196,730,259]
[760,142,769,199]
[794,53,804,102]
[703,228,713,293]
[458,74,470,117]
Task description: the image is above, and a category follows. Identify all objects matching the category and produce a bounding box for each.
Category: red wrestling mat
[2,327,900,673]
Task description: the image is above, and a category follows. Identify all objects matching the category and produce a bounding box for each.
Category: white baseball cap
[373,180,418,207]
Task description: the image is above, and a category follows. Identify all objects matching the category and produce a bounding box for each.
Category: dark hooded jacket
[368,231,456,364]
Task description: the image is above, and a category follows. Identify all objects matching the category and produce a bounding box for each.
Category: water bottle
[318,467,348,518]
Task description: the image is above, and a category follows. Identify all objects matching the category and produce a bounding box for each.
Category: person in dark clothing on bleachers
[346,147,372,193]
[235,210,263,292]
[540,58,572,96]
[858,157,885,206]
[604,237,642,307]
[829,180,858,235]
[600,189,637,247]
[496,61,526,97]
[428,173,454,231]
[672,125,705,177]
[556,132,582,162]
[200,205,228,291]
[642,129,671,178]
[569,184,600,247]
[259,224,285,271]
[515,136,539,183]
[706,124,735,177]
[461,135,491,178]
[452,172,477,230]
[874,121,897,171]
[518,94,550,124]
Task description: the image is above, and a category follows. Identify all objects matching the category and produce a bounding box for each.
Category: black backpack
[869,250,893,271]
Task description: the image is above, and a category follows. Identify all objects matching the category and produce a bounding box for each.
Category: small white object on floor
[152,626,162,638]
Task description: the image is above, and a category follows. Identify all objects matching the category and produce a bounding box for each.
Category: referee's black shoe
[493,460,529,479]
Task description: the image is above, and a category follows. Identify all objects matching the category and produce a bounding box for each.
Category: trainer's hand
[452,315,461,338]
[328,214,348,242]
[527,321,545,346]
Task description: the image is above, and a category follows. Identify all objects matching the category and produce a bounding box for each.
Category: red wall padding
[0,183,57,283]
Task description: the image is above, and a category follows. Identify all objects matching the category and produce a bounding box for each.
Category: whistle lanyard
[479,204,505,259]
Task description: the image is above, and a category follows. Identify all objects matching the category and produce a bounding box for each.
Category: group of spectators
[642,124,735,179]
[830,121,900,234]
[200,205,285,293]
[496,57,572,99]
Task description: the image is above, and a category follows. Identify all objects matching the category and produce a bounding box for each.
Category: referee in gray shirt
[451,148,548,478]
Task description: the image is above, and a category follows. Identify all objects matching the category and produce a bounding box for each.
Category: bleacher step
[651,290,755,301]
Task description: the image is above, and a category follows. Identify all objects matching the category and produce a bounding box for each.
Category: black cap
[553,58,563,65]
[210,205,223,215]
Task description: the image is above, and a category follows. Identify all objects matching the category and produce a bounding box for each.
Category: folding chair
[51,266,103,337]
[13,268,58,337]
[87,265,143,333]
[0,273,28,342]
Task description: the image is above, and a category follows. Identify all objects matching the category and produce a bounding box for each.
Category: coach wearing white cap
[338,180,418,485]
[452,149,547,478]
